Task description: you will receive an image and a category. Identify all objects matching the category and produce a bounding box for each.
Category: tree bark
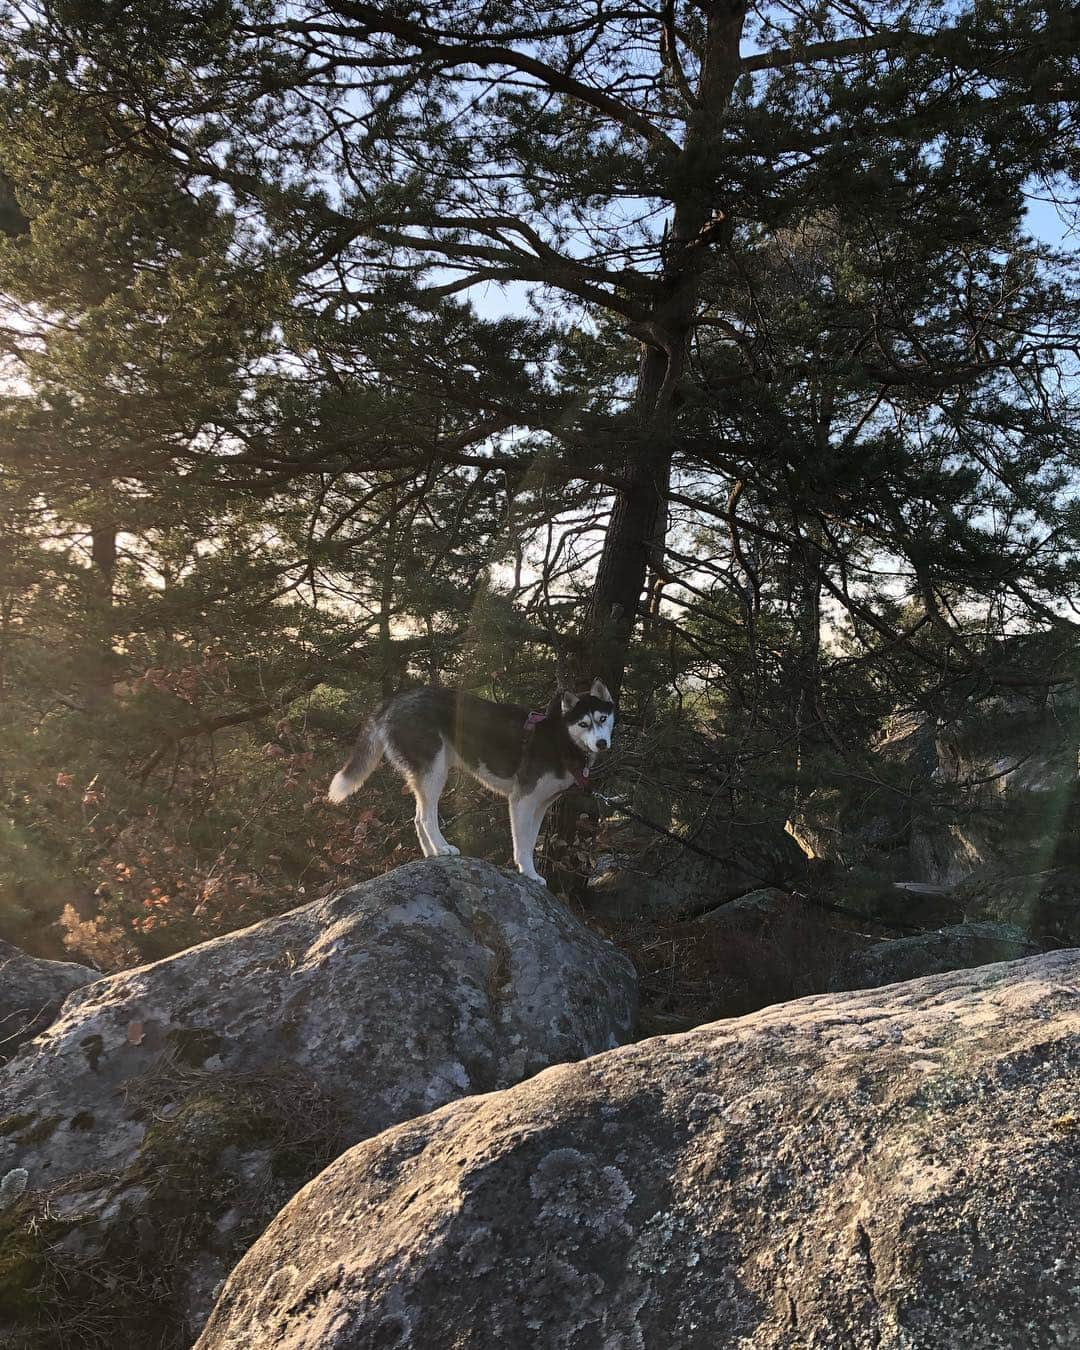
[554,3,748,900]
[584,345,673,692]
[583,1,747,695]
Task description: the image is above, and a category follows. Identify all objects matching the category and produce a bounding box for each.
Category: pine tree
[11,0,1074,689]
[0,0,1077,922]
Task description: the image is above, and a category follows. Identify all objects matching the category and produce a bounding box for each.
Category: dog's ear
[560,690,578,716]
[590,678,613,704]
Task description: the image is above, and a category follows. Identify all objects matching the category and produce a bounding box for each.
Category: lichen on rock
[197,950,1080,1350]
[0,858,636,1347]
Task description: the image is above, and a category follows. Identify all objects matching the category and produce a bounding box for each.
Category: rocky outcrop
[631,887,875,1032]
[832,920,1047,991]
[904,686,1078,888]
[958,866,1080,946]
[590,813,809,920]
[692,885,804,927]
[0,858,636,1347]
[787,686,1078,896]
[199,951,1080,1350]
[633,884,1051,1031]
[0,940,97,1063]
[785,711,935,876]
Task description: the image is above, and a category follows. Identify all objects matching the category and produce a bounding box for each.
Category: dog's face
[562,678,616,760]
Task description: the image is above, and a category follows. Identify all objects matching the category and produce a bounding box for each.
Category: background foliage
[0,0,1077,965]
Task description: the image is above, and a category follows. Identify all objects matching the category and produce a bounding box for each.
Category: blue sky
[469,191,1075,324]
[1026,195,1076,248]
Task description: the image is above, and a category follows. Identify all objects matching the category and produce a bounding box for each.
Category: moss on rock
[0,1113,36,1137]
[0,1196,74,1329]
[0,1066,344,1349]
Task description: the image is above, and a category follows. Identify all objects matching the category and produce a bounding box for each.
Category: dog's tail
[327,718,385,804]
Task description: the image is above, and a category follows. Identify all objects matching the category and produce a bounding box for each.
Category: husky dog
[327,680,616,884]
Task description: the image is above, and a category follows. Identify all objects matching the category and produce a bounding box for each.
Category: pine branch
[322,1,681,156]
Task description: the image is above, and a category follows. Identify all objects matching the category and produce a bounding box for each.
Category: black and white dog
[327,681,615,883]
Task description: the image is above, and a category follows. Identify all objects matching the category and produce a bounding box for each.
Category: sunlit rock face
[199,951,1079,1350]
[0,858,636,1347]
[0,940,97,1063]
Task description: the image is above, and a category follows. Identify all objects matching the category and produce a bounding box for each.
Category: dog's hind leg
[509,787,550,885]
[411,742,459,858]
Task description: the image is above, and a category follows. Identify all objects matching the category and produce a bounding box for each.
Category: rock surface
[785,711,935,875]
[199,950,1080,1350]
[590,813,809,920]
[634,888,1051,1032]
[0,858,636,1347]
[787,687,1078,895]
[692,885,804,927]
[909,686,1078,888]
[832,920,1047,991]
[0,940,97,1063]
[959,866,1080,946]
[629,888,877,1034]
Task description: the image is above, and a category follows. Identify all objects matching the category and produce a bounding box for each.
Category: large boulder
[199,950,1079,1350]
[958,866,1080,946]
[590,812,810,921]
[634,890,1043,1033]
[908,685,1078,888]
[0,940,97,1062]
[0,858,636,1347]
[831,920,1047,991]
[632,889,877,1033]
[785,711,936,876]
[789,686,1078,894]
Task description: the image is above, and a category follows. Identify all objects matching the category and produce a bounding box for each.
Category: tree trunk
[584,344,673,694]
[583,1,747,696]
[556,4,749,901]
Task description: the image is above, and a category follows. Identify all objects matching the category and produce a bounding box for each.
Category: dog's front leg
[509,790,548,885]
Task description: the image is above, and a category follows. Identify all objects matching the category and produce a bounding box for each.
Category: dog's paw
[519,870,547,886]
[436,844,460,857]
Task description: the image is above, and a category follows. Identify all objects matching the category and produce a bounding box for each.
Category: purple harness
[523,711,591,792]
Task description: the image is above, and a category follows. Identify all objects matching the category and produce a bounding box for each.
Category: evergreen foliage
[0,0,1076,958]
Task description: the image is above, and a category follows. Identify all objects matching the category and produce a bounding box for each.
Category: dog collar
[523,710,547,731]
[572,764,591,792]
